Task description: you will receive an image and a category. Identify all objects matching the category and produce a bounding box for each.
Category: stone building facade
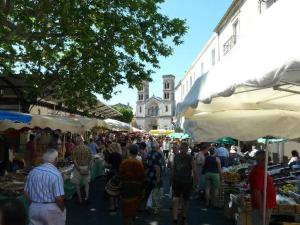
[135,75,175,131]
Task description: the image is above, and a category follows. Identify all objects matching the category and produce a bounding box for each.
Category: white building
[136,75,176,131]
[175,0,279,104]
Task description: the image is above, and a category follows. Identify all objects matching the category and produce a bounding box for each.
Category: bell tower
[163,74,175,114]
[136,81,149,118]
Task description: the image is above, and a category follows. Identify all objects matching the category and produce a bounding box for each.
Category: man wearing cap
[249,150,276,225]
[24,149,65,225]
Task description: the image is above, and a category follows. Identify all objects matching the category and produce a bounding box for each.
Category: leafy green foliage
[0,0,187,111]
[112,105,134,123]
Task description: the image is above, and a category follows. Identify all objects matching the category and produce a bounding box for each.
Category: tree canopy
[112,104,134,124]
[0,0,187,112]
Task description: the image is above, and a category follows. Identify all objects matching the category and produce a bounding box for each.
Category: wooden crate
[246,214,252,225]
[236,212,252,225]
[295,205,300,214]
[279,205,296,214]
[244,201,252,212]
[281,223,300,225]
[273,204,279,213]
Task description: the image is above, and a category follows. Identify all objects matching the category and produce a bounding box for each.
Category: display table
[228,194,300,225]
[0,159,105,209]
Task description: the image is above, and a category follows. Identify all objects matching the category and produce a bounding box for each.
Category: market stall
[168,132,191,140]
[221,162,300,225]
[0,155,105,209]
[176,1,300,224]
[104,118,132,132]
[149,129,174,136]
[0,112,107,208]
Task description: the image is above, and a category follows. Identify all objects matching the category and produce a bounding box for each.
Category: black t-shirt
[173,154,193,183]
[108,152,122,173]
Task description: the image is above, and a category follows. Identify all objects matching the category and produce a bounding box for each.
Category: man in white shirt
[24,149,66,225]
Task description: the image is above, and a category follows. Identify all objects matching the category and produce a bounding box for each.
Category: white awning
[178,0,300,117]
[31,115,84,133]
[185,109,300,142]
[104,119,132,131]
[0,120,33,132]
[31,115,108,133]
[178,0,300,141]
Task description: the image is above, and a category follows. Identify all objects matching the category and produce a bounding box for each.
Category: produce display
[0,172,27,196]
[222,172,241,183]
[279,183,297,194]
[276,194,297,205]
[225,163,250,173]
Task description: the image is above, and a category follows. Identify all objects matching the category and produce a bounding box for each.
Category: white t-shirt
[249,149,258,158]
[288,156,299,165]
[136,155,142,161]
[162,141,170,151]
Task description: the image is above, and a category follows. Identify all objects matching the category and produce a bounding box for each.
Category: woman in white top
[288,150,299,166]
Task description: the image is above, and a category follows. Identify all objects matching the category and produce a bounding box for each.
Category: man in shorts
[71,136,93,205]
[172,142,198,225]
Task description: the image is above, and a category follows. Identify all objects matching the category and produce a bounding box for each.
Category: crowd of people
[0,132,281,225]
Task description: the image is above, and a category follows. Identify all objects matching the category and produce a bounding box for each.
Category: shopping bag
[168,185,173,199]
[146,190,153,208]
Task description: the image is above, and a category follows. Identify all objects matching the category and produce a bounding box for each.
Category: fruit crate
[279,205,296,214]
[295,204,300,214]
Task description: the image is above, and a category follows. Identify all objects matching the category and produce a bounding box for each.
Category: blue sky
[99,0,232,111]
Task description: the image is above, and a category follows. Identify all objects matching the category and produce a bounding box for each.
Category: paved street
[66,175,233,225]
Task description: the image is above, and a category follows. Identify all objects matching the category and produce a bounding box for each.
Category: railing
[223,35,237,56]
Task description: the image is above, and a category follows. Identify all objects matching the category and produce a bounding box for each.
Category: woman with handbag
[106,142,123,212]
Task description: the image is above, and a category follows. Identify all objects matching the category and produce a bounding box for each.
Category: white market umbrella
[177,1,300,224]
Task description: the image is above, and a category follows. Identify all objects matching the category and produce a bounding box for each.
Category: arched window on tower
[164,92,169,100]
[164,82,170,89]
[165,105,168,112]
[138,94,144,100]
[139,106,142,113]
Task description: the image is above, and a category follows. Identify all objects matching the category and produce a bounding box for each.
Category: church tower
[162,75,175,116]
[136,81,149,118]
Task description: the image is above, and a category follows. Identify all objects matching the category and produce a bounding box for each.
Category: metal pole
[263,140,269,225]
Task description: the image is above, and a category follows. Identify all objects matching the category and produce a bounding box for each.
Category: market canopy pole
[263,137,270,225]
